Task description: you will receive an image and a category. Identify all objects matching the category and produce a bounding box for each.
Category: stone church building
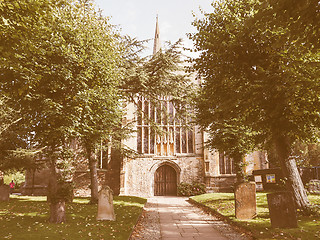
[117,17,268,198]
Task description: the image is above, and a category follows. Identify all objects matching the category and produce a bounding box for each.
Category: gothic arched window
[219,152,235,174]
[137,96,194,156]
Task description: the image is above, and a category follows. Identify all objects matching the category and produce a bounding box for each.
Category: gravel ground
[130,197,251,240]
[130,201,161,240]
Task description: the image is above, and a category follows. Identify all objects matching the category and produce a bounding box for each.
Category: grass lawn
[191,192,320,240]
[0,195,146,240]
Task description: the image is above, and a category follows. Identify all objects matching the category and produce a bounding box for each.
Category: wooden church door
[154,165,177,196]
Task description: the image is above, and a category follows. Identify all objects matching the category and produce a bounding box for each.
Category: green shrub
[58,182,74,203]
[178,182,206,196]
[47,181,74,203]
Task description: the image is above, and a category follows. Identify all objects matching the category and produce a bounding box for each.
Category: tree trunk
[105,146,122,195]
[49,199,66,223]
[233,152,246,183]
[48,156,66,223]
[31,169,35,195]
[273,135,310,211]
[87,148,99,204]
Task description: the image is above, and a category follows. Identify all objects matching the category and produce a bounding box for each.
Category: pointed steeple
[153,15,160,55]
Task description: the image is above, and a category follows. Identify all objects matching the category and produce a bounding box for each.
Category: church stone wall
[121,158,152,197]
[204,150,269,192]
[121,155,205,198]
[179,156,204,183]
[245,151,268,175]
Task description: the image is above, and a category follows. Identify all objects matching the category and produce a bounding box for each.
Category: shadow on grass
[0,195,146,240]
[192,193,320,240]
[115,195,147,204]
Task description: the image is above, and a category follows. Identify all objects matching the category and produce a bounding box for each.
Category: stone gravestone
[234,182,257,219]
[0,185,10,201]
[267,191,298,228]
[97,185,116,221]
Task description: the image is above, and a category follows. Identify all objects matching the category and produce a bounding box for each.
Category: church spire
[153,15,160,55]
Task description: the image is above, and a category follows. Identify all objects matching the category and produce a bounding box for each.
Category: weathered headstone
[267,191,298,228]
[0,185,10,201]
[234,182,256,219]
[97,185,116,221]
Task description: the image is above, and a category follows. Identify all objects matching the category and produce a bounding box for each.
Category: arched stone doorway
[154,164,177,196]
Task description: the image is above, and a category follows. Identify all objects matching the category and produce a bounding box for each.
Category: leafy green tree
[254,0,320,49]
[0,96,20,135]
[65,0,124,204]
[0,0,122,222]
[0,66,39,174]
[121,39,194,115]
[190,0,320,211]
[75,88,123,203]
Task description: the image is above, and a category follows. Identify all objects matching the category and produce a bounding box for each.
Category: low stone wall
[205,175,237,192]
[73,170,107,197]
[22,169,107,197]
[21,185,48,196]
[22,168,50,196]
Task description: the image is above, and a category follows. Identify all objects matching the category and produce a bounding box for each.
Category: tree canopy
[0,0,123,156]
[0,0,125,222]
[190,0,320,210]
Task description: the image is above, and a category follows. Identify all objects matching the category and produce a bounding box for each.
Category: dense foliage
[190,0,320,210]
[0,195,146,240]
[0,0,124,222]
[177,182,206,196]
[0,0,122,173]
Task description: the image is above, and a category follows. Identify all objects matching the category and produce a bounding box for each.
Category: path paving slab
[130,196,250,240]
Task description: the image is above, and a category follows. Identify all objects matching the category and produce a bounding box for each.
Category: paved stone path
[130,197,250,240]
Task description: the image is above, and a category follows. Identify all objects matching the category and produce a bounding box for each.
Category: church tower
[153,15,160,55]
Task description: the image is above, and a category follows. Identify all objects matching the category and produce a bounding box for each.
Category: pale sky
[95,0,213,55]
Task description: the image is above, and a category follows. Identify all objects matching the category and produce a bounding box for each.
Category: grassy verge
[0,195,146,240]
[190,192,320,240]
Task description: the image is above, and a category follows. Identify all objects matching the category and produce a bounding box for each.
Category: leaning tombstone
[97,185,116,221]
[234,182,257,219]
[267,191,298,228]
[0,185,10,201]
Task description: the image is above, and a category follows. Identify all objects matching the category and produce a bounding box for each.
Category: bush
[48,181,74,203]
[58,182,74,203]
[178,182,206,196]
